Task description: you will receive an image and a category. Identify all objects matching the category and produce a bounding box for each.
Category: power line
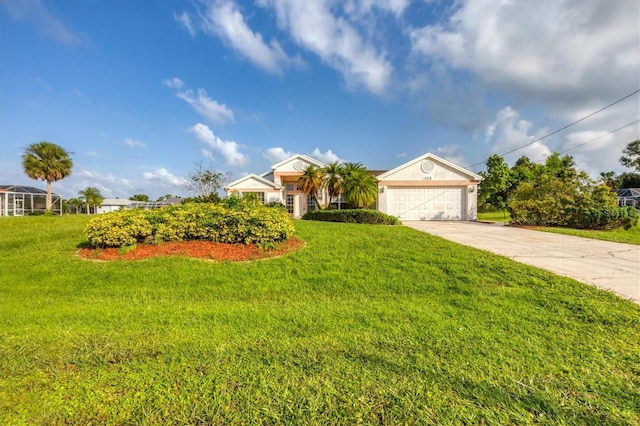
[466,88,640,169]
[559,119,639,155]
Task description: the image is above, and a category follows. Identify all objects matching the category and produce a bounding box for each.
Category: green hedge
[574,207,639,230]
[302,209,401,225]
[85,202,294,247]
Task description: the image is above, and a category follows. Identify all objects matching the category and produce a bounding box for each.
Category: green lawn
[478,211,640,245]
[539,224,640,246]
[478,211,511,222]
[1,215,639,425]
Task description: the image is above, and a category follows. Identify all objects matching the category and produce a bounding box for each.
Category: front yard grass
[1,215,639,424]
[539,223,640,246]
[478,211,511,222]
[478,211,640,245]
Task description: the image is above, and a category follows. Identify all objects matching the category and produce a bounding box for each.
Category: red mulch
[79,237,305,262]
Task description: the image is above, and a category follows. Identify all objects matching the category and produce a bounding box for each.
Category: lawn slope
[1,216,638,425]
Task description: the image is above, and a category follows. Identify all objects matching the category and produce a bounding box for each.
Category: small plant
[118,243,137,255]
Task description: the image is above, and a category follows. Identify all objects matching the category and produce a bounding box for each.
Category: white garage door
[386,187,465,220]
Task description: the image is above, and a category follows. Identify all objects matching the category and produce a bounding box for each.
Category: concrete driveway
[404,221,640,304]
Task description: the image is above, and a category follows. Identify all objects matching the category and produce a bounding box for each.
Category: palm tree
[21,141,73,211]
[342,169,378,209]
[78,187,104,214]
[297,165,324,210]
[323,162,343,207]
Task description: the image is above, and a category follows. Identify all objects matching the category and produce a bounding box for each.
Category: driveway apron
[404,221,640,304]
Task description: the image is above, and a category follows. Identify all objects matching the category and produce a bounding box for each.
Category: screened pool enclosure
[0,185,62,216]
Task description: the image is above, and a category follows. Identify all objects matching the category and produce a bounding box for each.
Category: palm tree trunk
[46,180,52,211]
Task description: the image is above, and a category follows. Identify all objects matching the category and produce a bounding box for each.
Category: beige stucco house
[225,152,482,221]
[225,154,328,217]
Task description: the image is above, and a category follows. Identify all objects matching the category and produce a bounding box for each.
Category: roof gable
[377,152,482,181]
[270,154,327,172]
[225,174,281,190]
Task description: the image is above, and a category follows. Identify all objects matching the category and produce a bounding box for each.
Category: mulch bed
[79,237,305,262]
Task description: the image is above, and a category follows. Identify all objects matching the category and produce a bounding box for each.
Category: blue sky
[1,0,638,200]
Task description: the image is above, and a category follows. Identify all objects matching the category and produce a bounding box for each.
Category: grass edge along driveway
[1,215,639,425]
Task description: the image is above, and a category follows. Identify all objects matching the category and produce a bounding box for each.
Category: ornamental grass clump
[85,202,294,247]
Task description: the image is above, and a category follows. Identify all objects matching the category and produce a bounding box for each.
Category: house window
[243,192,265,204]
[286,183,294,191]
[307,194,316,211]
[286,194,294,214]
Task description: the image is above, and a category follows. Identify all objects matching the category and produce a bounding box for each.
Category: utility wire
[465,88,640,169]
[559,119,639,155]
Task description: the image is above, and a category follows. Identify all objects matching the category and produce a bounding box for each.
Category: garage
[386,187,465,220]
[376,153,482,221]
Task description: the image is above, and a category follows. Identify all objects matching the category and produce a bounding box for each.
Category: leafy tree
[157,194,174,201]
[297,165,324,209]
[342,169,378,208]
[21,141,73,211]
[78,187,104,214]
[509,154,617,227]
[620,140,640,172]
[478,154,512,212]
[129,194,149,202]
[614,172,640,189]
[186,162,230,198]
[599,171,617,189]
[543,152,584,182]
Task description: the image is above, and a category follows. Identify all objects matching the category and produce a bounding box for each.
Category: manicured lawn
[1,215,639,424]
[478,211,511,222]
[539,223,640,246]
[478,211,640,245]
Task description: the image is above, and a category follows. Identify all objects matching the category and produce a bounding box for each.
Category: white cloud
[436,144,466,167]
[344,0,409,18]
[162,77,185,89]
[263,147,295,163]
[189,123,248,167]
[311,148,344,164]
[263,0,392,94]
[201,148,215,160]
[409,0,639,107]
[174,11,195,37]
[396,152,407,158]
[124,138,145,148]
[177,89,235,124]
[197,0,304,76]
[0,0,85,45]
[143,168,189,187]
[485,107,551,164]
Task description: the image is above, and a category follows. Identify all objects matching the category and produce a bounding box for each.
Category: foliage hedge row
[302,209,401,225]
[575,207,639,230]
[85,202,294,247]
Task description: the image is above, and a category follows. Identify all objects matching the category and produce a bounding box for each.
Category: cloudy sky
[1,0,638,200]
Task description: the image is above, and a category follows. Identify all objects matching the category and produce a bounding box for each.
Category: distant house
[224,153,482,221]
[96,198,133,214]
[618,188,640,209]
[0,185,62,216]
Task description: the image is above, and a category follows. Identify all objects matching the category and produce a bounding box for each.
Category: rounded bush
[85,202,294,247]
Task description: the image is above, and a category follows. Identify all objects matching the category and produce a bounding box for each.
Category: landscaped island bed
[1,215,638,424]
